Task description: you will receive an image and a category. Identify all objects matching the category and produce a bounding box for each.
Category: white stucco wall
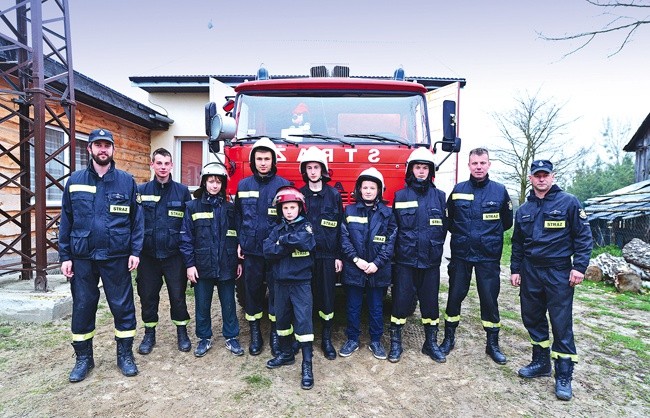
[142,79,235,180]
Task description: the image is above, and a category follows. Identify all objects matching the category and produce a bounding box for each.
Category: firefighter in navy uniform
[235,137,290,356]
[263,186,317,390]
[180,163,244,357]
[510,160,592,401]
[441,147,512,365]
[390,147,447,363]
[135,148,192,355]
[298,147,343,360]
[339,168,397,360]
[59,128,144,382]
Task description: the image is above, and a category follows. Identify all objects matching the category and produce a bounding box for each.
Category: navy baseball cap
[88,128,114,144]
[530,160,553,174]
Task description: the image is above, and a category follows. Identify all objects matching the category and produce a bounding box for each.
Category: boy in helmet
[179,163,243,358]
[298,146,343,360]
[235,137,290,356]
[390,147,447,363]
[263,186,317,390]
[339,168,397,360]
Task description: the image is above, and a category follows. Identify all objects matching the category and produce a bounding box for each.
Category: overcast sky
[69,0,650,179]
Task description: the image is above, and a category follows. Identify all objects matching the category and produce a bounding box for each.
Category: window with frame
[30,127,88,205]
[178,139,206,187]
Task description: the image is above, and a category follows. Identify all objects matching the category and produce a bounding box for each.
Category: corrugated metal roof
[585,179,650,221]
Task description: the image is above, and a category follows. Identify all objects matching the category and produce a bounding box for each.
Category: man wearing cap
[235,137,290,356]
[59,128,144,382]
[441,147,512,365]
[510,160,592,401]
[135,148,192,355]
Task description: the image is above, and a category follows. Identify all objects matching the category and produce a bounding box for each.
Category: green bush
[591,244,622,258]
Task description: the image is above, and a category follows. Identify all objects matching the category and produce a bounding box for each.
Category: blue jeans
[345,284,385,342]
[194,278,239,340]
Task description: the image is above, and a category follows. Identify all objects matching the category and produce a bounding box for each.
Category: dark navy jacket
[340,202,397,288]
[235,173,290,256]
[511,185,593,274]
[299,184,343,259]
[179,193,238,281]
[263,217,316,282]
[447,175,513,262]
[138,177,191,259]
[393,183,447,268]
[59,161,143,261]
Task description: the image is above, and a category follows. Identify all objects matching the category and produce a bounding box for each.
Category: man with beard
[59,128,144,382]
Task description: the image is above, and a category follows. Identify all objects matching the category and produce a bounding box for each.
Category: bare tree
[491,90,590,204]
[539,0,650,57]
[600,117,631,164]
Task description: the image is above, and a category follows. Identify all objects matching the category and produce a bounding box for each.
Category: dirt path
[1,266,649,417]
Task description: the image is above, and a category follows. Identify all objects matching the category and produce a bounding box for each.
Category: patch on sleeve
[579,209,587,219]
[305,224,313,234]
[508,200,512,210]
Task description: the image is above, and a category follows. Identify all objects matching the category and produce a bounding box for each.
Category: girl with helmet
[339,168,397,360]
[263,186,316,390]
[298,147,343,360]
[179,162,243,358]
[390,147,448,363]
[236,137,290,357]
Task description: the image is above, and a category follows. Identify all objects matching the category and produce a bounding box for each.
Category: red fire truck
[205,65,463,203]
[205,65,463,312]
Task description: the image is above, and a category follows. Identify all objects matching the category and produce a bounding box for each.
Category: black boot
[518,345,552,378]
[116,337,138,377]
[301,342,314,390]
[69,339,95,383]
[249,320,263,356]
[137,327,156,355]
[321,323,337,360]
[387,325,403,363]
[555,358,574,401]
[270,322,281,357]
[422,325,446,363]
[176,325,192,352]
[485,329,507,365]
[266,336,296,369]
[439,324,456,355]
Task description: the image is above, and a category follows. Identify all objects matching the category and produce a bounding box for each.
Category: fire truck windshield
[234,94,429,146]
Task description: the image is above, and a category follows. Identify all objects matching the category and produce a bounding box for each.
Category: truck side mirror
[442,137,461,153]
[442,100,457,141]
[205,102,217,137]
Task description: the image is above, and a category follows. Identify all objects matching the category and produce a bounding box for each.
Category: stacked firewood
[585,238,650,293]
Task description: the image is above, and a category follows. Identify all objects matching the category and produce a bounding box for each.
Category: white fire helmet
[405,147,436,175]
[195,162,229,198]
[355,167,385,201]
[298,146,330,182]
[249,137,278,166]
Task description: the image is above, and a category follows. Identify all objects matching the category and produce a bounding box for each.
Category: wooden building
[0,66,171,273]
[624,112,650,182]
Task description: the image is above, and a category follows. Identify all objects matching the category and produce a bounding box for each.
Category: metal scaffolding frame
[0,0,75,290]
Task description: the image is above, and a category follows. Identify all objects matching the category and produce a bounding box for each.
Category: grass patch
[603,331,650,359]
[613,292,650,312]
[592,244,622,258]
[499,310,520,321]
[243,373,272,389]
